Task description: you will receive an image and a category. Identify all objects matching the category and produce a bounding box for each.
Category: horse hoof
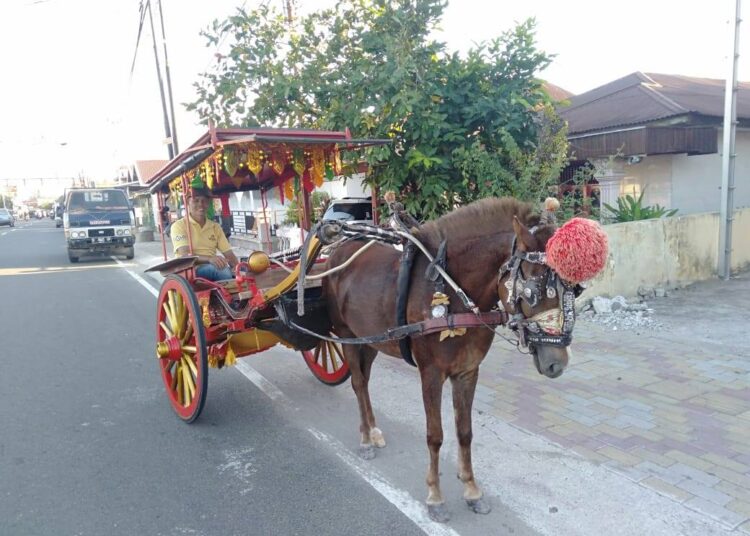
[427,503,450,523]
[370,427,386,448]
[358,445,376,460]
[466,497,491,515]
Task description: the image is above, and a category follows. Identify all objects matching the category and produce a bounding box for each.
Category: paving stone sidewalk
[476,271,750,533]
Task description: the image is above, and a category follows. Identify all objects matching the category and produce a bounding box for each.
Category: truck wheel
[125,247,135,260]
[68,253,79,263]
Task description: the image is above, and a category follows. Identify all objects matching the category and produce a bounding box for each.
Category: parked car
[0,208,15,227]
[322,197,375,224]
[54,205,63,228]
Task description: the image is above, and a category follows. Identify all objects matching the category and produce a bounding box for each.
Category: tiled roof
[560,72,750,135]
[134,160,169,186]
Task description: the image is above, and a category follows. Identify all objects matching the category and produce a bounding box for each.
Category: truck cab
[63,188,135,263]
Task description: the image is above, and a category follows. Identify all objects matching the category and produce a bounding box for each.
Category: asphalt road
[0,220,537,536]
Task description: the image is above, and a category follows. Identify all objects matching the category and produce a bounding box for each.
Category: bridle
[497,231,583,349]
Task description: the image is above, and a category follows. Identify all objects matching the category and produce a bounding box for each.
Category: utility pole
[146,0,175,159]
[719,0,741,280]
[156,0,179,154]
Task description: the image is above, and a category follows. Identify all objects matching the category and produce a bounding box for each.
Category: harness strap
[287,312,509,348]
[397,242,418,366]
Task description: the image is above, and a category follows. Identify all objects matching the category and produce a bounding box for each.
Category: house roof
[134,160,169,186]
[542,81,574,102]
[560,72,750,135]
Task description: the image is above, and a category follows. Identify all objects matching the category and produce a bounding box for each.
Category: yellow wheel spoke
[182,354,198,376]
[326,343,338,370]
[176,295,187,338]
[163,302,177,335]
[181,323,193,345]
[170,364,178,390]
[320,342,329,372]
[168,291,181,336]
[159,321,173,338]
[182,345,197,354]
[182,362,195,404]
[330,341,344,364]
[176,364,184,405]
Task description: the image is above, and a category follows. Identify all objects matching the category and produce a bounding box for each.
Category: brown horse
[322,197,573,522]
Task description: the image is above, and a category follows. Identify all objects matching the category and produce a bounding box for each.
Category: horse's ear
[512,216,537,252]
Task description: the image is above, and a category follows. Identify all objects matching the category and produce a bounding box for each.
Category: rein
[287,312,509,347]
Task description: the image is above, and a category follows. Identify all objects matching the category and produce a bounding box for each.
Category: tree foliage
[187,0,568,220]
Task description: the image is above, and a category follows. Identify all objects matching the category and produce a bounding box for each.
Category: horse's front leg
[420,365,450,522]
[451,369,491,515]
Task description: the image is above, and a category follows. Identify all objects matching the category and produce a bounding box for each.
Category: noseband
[498,233,583,348]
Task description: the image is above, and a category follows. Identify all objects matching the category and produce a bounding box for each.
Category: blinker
[522,280,541,307]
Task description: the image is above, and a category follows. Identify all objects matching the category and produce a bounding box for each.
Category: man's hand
[209,255,229,269]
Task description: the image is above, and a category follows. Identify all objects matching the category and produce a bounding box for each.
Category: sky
[0,0,744,193]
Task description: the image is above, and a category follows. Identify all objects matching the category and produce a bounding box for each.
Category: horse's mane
[415,197,540,246]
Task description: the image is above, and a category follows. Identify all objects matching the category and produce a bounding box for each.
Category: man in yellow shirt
[170,188,240,281]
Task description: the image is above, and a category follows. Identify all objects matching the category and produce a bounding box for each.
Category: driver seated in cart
[171,187,240,281]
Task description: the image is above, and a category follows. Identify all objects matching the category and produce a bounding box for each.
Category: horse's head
[497,217,578,379]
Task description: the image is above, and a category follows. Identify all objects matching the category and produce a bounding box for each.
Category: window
[323,201,372,222]
[68,190,130,211]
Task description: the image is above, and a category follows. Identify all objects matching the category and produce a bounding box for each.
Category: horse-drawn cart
[144,124,612,520]
[145,126,388,422]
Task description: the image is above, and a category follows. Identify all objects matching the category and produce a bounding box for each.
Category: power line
[156,0,179,154]
[129,0,149,83]
[145,0,175,159]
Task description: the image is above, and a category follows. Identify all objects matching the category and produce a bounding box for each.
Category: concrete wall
[621,129,750,216]
[585,207,750,298]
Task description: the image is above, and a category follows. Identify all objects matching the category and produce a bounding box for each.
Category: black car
[0,208,14,227]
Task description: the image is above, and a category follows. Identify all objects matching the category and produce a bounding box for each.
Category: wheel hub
[157,336,183,361]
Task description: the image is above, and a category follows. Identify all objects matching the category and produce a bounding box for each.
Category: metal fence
[229,209,293,252]
[229,209,287,236]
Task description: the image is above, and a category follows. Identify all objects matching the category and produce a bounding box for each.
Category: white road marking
[235,361,289,402]
[114,259,458,536]
[111,257,159,297]
[308,428,461,536]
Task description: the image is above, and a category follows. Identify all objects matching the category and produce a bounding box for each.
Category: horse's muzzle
[532,344,569,379]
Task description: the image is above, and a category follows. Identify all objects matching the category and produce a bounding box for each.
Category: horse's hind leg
[420,364,450,522]
[343,344,380,459]
[360,348,386,448]
[451,369,491,515]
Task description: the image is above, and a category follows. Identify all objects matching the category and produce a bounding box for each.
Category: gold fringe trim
[439,328,466,341]
[224,345,237,367]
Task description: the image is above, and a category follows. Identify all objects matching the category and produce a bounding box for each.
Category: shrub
[603,188,677,222]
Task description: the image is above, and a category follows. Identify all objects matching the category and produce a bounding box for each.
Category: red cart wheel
[302,333,351,386]
[156,275,208,423]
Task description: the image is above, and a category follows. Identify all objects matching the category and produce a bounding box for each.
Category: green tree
[188,0,568,220]
[284,190,331,226]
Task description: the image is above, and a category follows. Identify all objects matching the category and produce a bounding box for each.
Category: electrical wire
[128,0,149,84]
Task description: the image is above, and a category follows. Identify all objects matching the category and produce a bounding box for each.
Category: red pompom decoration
[546,218,608,283]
